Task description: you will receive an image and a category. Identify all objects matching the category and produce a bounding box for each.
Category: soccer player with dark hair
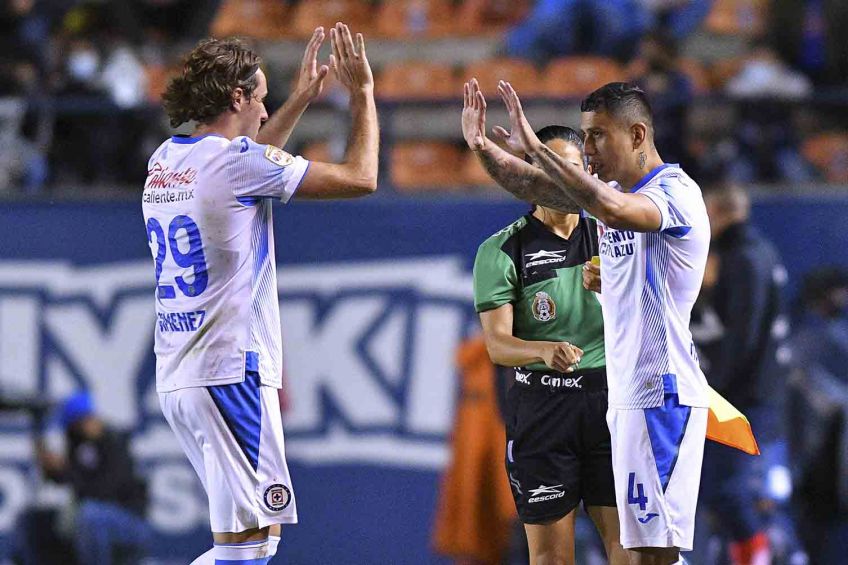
[143,23,378,564]
[470,123,628,565]
[462,80,710,565]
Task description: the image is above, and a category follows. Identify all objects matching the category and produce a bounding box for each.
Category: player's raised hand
[292,27,330,101]
[497,80,541,155]
[462,78,488,151]
[329,22,373,92]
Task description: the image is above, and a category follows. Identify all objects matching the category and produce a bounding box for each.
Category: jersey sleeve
[640,174,695,238]
[228,137,310,204]
[473,241,519,313]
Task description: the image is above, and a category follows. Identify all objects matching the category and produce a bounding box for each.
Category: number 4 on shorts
[627,472,648,511]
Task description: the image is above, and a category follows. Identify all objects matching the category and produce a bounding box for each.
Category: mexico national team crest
[264,144,294,167]
[532,291,557,322]
[263,483,292,512]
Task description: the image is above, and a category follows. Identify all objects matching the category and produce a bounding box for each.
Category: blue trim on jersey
[237,196,260,206]
[215,558,270,564]
[664,225,692,238]
[245,351,259,373]
[644,375,691,493]
[170,133,225,144]
[632,163,678,193]
[207,371,262,471]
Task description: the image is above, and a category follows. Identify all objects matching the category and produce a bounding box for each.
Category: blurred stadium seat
[301,141,338,163]
[709,56,746,90]
[802,133,848,183]
[678,58,711,94]
[704,0,767,37]
[463,58,542,97]
[375,0,457,38]
[542,57,625,98]
[460,150,497,188]
[144,64,178,103]
[290,0,374,39]
[390,141,465,191]
[456,0,532,35]
[378,61,459,101]
[210,0,291,40]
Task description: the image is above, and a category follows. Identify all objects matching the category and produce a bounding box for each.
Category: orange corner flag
[706,386,760,455]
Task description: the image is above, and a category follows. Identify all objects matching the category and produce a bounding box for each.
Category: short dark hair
[527,125,586,169]
[580,82,654,131]
[162,38,262,128]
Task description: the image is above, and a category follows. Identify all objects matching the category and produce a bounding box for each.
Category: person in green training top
[472,125,627,565]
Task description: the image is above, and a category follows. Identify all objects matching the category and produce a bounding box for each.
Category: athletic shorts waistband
[513,367,607,392]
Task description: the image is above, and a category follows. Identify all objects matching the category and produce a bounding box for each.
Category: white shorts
[607,379,707,551]
[159,373,297,533]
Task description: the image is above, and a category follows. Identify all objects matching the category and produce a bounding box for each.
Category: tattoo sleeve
[530,143,605,211]
[476,142,580,214]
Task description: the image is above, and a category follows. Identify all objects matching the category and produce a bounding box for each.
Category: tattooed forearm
[531,143,603,211]
[476,143,580,213]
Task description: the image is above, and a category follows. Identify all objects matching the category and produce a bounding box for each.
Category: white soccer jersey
[142,134,309,392]
[598,164,710,409]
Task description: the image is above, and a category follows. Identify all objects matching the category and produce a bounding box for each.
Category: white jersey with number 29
[142,134,309,392]
[597,164,710,409]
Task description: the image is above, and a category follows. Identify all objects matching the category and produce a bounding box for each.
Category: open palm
[462,78,487,151]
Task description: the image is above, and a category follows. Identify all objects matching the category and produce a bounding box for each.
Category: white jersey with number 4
[598,164,710,409]
[142,134,309,392]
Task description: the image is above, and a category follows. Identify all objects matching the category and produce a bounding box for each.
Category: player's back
[142,134,309,392]
[598,164,710,409]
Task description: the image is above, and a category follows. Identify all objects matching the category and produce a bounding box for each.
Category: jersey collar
[631,163,678,192]
[170,133,226,144]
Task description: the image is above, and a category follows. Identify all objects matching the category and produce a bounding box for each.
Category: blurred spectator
[714,99,816,183]
[505,0,652,62]
[769,0,848,87]
[645,0,715,39]
[789,267,848,564]
[692,184,805,564]
[726,41,813,100]
[628,31,695,167]
[26,391,151,565]
[504,0,711,62]
[432,336,516,564]
[791,267,848,381]
[0,0,51,193]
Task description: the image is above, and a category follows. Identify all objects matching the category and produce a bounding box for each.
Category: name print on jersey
[600,229,636,259]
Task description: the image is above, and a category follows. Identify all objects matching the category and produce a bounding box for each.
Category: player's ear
[631,122,649,150]
[231,87,244,112]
